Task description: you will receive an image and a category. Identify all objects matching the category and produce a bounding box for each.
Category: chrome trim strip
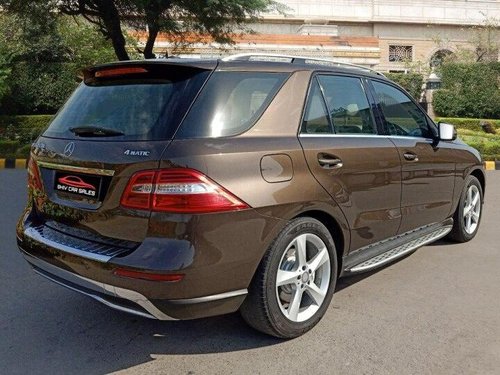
[168,289,248,305]
[36,161,115,176]
[349,225,452,273]
[299,134,434,142]
[22,252,177,321]
[24,226,112,263]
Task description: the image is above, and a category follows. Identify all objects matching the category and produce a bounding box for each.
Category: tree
[0,5,117,114]
[432,62,500,119]
[1,0,284,61]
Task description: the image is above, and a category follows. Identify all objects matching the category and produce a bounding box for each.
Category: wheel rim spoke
[294,234,308,268]
[471,192,479,207]
[464,204,472,215]
[287,287,303,321]
[276,269,299,287]
[307,247,329,273]
[306,283,326,306]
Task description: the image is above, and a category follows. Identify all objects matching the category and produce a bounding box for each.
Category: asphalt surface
[1,169,499,375]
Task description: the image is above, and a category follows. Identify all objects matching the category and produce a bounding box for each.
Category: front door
[299,74,402,252]
[370,80,456,233]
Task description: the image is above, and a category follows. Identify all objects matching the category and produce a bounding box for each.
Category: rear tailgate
[24,61,214,248]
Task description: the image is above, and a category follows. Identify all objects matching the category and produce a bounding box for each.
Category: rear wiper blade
[69,126,124,137]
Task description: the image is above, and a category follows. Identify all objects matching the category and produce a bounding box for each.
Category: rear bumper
[15,206,284,320]
[20,249,247,320]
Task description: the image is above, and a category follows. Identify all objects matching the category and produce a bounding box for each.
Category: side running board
[343,220,453,274]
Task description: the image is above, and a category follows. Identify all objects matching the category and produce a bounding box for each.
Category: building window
[389,45,413,62]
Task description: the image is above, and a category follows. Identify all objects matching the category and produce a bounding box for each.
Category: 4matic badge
[124,149,151,157]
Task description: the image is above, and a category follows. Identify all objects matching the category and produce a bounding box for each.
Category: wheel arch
[294,210,346,276]
[470,168,486,196]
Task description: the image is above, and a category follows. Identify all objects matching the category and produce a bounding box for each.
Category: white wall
[266,0,500,26]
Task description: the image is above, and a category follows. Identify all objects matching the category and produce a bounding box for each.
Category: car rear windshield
[176,71,289,138]
[43,65,210,141]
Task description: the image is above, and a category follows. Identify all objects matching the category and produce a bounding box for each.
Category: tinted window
[372,81,431,138]
[44,66,210,141]
[301,79,332,134]
[177,72,288,138]
[318,76,375,134]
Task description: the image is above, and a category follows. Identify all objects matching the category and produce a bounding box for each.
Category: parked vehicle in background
[17,54,485,338]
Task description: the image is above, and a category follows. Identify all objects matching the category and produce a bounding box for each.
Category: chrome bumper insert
[22,252,248,321]
[23,253,176,320]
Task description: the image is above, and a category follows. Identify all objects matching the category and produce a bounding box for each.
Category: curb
[0,158,28,169]
[484,161,500,171]
[1,158,498,170]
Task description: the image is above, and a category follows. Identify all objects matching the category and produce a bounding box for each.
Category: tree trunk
[143,1,163,59]
[97,0,129,60]
[143,25,158,59]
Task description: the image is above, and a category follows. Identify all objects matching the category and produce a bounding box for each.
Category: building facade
[150,0,500,72]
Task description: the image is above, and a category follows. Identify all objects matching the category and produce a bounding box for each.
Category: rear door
[369,79,456,233]
[299,74,402,251]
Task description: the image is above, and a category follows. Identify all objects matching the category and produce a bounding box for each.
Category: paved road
[1,170,499,375]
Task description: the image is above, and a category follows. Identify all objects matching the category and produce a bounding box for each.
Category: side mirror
[438,122,457,141]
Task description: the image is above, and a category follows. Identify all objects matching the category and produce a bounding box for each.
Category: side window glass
[301,79,332,134]
[317,75,376,134]
[372,81,431,138]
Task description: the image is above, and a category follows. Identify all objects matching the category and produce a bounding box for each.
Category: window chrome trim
[299,133,435,142]
[36,161,115,176]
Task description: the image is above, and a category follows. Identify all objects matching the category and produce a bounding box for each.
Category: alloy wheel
[463,184,481,235]
[275,233,331,322]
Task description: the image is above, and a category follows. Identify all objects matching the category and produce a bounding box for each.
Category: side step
[344,220,453,274]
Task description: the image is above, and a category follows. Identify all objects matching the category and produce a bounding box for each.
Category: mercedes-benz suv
[17,54,485,338]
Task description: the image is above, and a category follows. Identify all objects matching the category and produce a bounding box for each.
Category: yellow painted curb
[484,161,495,170]
[0,159,4,169]
[15,159,27,169]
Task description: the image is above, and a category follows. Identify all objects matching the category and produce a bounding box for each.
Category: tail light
[121,168,250,213]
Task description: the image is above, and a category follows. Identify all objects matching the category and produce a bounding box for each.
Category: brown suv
[17,54,485,338]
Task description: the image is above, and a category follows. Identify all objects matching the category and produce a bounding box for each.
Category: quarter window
[317,75,376,134]
[301,79,332,134]
[372,81,432,138]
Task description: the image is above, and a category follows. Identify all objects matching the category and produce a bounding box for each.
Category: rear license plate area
[54,171,102,200]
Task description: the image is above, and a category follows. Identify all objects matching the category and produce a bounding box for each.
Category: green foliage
[432,62,500,119]
[0,9,116,115]
[0,115,52,143]
[2,0,284,60]
[0,139,20,157]
[386,72,425,100]
[457,128,500,161]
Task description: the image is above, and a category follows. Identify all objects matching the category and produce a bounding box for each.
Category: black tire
[240,217,338,338]
[447,175,483,243]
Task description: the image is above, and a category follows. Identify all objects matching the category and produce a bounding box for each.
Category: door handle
[318,154,343,169]
[403,152,418,162]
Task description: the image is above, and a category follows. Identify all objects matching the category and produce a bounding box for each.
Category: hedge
[434,117,500,132]
[0,115,52,144]
[432,62,500,119]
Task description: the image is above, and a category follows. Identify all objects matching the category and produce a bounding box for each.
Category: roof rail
[222,53,384,76]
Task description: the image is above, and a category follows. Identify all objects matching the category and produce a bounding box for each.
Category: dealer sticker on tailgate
[54,172,101,198]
